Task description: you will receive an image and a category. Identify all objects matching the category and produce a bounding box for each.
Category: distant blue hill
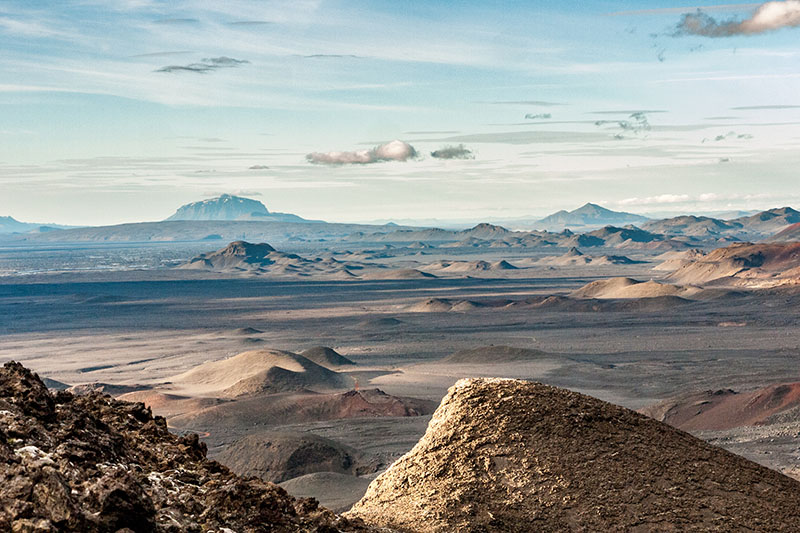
[532,203,649,231]
[0,216,74,234]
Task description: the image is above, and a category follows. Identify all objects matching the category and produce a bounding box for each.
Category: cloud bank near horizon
[676,1,800,37]
[306,140,418,165]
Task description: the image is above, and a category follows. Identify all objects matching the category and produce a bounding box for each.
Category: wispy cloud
[732,104,800,109]
[590,110,667,115]
[610,4,761,16]
[301,54,361,59]
[0,16,64,38]
[618,194,691,205]
[153,18,200,25]
[226,20,273,27]
[307,140,418,165]
[702,131,753,142]
[203,189,263,197]
[130,51,194,58]
[430,144,474,160]
[676,1,800,37]
[484,100,564,106]
[654,72,800,83]
[594,112,652,138]
[156,56,249,73]
[404,130,460,135]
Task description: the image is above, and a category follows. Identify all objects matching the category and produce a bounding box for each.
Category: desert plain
[3,214,800,511]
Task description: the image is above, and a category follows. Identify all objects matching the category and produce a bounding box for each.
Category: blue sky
[2,1,800,225]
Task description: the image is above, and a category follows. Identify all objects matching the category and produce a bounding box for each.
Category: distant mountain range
[531,203,650,231]
[4,198,800,246]
[643,207,800,239]
[0,216,74,234]
[165,194,318,223]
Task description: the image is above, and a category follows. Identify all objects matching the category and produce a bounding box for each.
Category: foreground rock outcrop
[0,361,372,532]
[347,378,800,532]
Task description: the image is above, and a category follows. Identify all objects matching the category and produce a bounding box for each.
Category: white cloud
[0,16,64,38]
[677,1,800,37]
[618,194,691,206]
[307,140,418,165]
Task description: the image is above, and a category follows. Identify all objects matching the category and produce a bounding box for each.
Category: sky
[2,1,800,225]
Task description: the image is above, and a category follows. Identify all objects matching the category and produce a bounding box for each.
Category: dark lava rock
[0,361,374,532]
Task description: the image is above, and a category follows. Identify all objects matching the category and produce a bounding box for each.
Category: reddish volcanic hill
[167,388,437,432]
[667,242,800,286]
[640,382,800,431]
[346,378,800,532]
[769,221,800,242]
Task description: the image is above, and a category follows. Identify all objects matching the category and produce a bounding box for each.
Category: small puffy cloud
[732,104,800,110]
[524,113,552,120]
[430,144,474,159]
[156,56,249,73]
[307,140,418,165]
[676,1,800,37]
[372,140,416,161]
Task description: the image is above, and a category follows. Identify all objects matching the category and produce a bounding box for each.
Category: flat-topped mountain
[165,194,314,223]
[347,377,800,532]
[533,203,649,231]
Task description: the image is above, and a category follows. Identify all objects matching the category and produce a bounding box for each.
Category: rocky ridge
[0,361,373,532]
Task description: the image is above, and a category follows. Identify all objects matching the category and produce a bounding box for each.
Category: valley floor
[2,249,800,510]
